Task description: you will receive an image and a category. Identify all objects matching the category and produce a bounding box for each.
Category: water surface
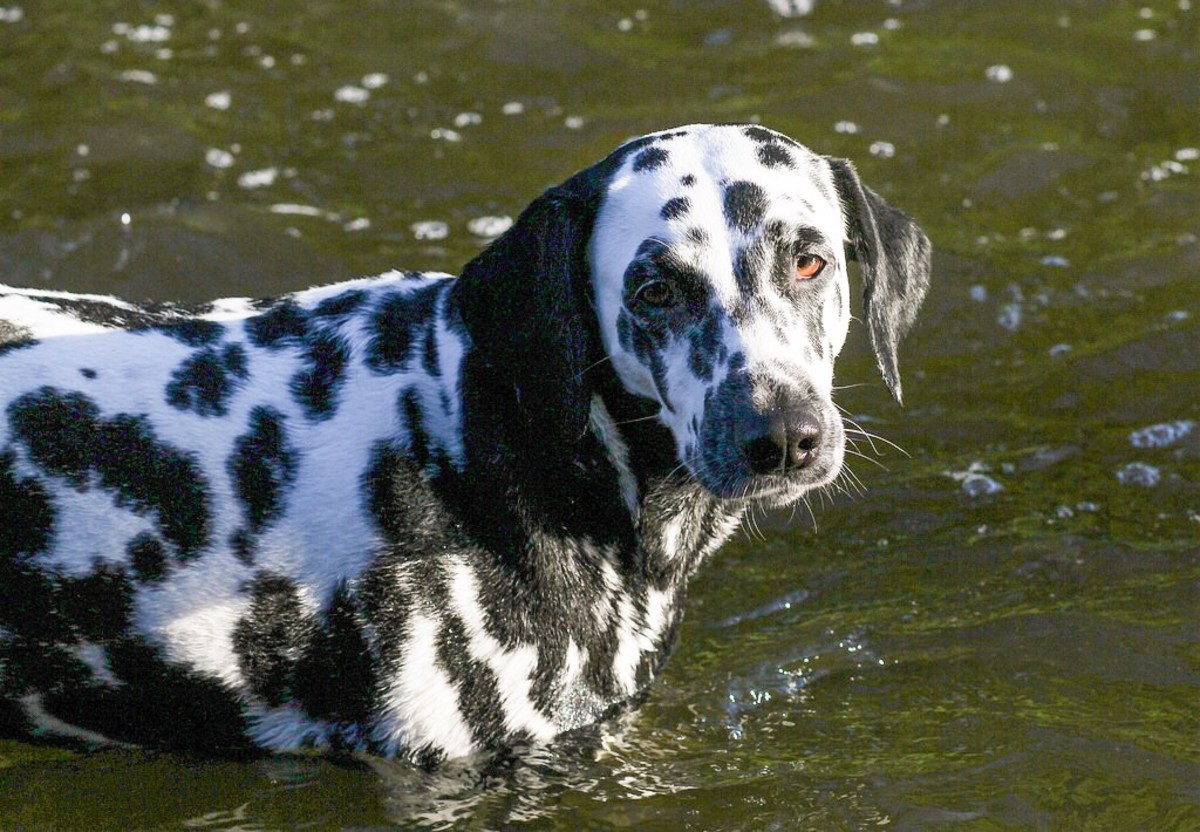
[1,1,1197,829]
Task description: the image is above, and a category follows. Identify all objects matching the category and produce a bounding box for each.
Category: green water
[1,1,1198,829]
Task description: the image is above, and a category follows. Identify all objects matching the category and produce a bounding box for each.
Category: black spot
[293,583,377,729]
[79,368,97,379]
[401,389,430,469]
[724,180,769,234]
[313,289,369,320]
[94,413,211,558]
[0,450,54,562]
[291,329,350,420]
[155,319,224,347]
[632,146,670,172]
[421,322,440,378]
[43,636,252,753]
[128,533,168,582]
[230,528,255,566]
[684,227,709,246]
[660,197,691,222]
[232,572,311,707]
[58,563,133,641]
[742,125,779,144]
[246,300,309,349]
[680,174,696,187]
[165,344,249,417]
[7,388,98,488]
[363,442,407,542]
[365,285,443,374]
[757,142,794,169]
[229,406,299,535]
[9,388,212,557]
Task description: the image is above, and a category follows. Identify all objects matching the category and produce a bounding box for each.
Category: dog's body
[0,124,929,760]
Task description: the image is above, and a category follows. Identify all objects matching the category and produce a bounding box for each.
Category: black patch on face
[313,289,369,320]
[7,387,211,556]
[688,311,722,382]
[757,142,794,169]
[632,146,670,172]
[165,343,249,417]
[660,197,690,222]
[128,532,168,582]
[724,180,769,234]
[232,572,311,707]
[366,284,443,374]
[616,310,635,353]
[680,174,696,187]
[80,368,97,379]
[155,319,224,347]
[246,300,310,349]
[291,329,350,420]
[293,583,377,729]
[733,238,770,300]
[229,406,299,535]
[684,227,708,246]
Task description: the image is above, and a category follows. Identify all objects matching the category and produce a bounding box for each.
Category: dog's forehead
[593,125,844,260]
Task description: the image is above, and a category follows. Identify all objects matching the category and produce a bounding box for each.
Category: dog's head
[455,124,930,507]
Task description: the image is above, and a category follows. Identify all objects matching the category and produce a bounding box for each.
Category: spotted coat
[0,124,930,761]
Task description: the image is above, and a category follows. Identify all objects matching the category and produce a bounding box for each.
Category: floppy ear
[828,158,931,404]
[450,178,603,464]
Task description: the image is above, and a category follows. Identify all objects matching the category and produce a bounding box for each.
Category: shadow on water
[1,0,1198,828]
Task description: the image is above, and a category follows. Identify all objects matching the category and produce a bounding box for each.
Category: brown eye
[795,254,826,280]
[636,280,676,307]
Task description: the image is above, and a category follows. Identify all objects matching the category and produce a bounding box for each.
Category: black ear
[450,177,603,465]
[829,158,931,404]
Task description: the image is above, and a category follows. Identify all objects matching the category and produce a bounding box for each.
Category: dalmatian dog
[0,124,930,761]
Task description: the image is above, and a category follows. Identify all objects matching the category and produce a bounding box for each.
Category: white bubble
[237,167,279,189]
[334,85,370,104]
[205,148,235,169]
[467,216,513,238]
[1129,420,1195,449]
[412,221,449,241]
[205,90,232,111]
[985,64,1013,83]
[1116,462,1161,487]
[869,141,895,158]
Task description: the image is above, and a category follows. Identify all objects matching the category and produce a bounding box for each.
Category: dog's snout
[742,411,822,475]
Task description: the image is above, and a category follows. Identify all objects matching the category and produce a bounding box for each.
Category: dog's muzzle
[692,370,842,502]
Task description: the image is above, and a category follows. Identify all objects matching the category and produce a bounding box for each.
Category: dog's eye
[795,255,826,280]
[635,280,676,308]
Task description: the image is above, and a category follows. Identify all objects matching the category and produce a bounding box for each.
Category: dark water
[2,1,1198,829]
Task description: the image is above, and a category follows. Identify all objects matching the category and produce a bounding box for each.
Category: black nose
[742,412,822,475]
